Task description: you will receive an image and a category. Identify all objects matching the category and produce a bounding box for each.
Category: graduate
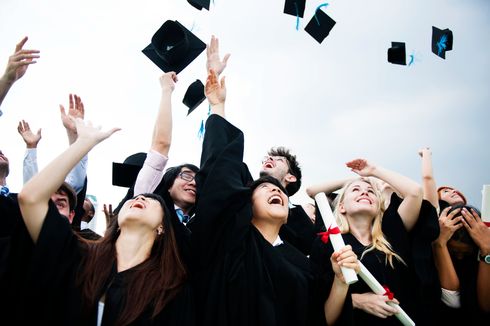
[189,68,358,326]
[17,118,195,325]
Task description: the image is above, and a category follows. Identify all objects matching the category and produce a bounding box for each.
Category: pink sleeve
[134,150,168,196]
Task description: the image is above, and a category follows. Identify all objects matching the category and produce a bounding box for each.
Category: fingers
[15,36,29,52]
[223,53,231,65]
[220,76,226,90]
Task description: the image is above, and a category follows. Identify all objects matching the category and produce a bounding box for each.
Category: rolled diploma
[482,185,490,223]
[358,263,415,326]
[314,193,358,285]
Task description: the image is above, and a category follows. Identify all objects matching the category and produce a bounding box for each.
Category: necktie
[176,208,190,224]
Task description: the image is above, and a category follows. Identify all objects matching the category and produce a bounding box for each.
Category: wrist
[0,74,14,87]
[432,239,448,249]
[26,144,38,149]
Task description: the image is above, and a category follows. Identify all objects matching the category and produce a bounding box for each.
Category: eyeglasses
[179,171,195,182]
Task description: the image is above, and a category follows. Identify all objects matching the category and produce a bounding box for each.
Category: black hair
[267,147,302,196]
[249,175,289,197]
[160,163,199,192]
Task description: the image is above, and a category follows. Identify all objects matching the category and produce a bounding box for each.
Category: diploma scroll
[358,263,415,326]
[314,193,358,285]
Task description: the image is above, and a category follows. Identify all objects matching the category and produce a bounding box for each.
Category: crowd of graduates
[0,35,489,326]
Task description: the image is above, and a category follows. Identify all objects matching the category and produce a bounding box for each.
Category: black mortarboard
[284,0,306,18]
[142,20,206,74]
[112,152,147,188]
[431,26,453,59]
[304,9,336,44]
[387,42,406,65]
[188,0,210,11]
[183,79,206,115]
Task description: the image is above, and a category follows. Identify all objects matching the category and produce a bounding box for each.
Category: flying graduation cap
[112,152,147,188]
[187,0,210,11]
[142,20,206,74]
[183,80,206,115]
[284,0,306,18]
[304,5,336,44]
[431,26,453,59]
[387,42,406,65]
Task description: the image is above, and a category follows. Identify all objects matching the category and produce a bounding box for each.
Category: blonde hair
[334,177,405,268]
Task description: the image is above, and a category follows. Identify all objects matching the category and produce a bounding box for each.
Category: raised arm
[418,147,439,211]
[18,118,120,243]
[60,94,88,192]
[432,207,462,291]
[17,119,42,184]
[347,159,423,231]
[306,178,354,199]
[0,37,40,110]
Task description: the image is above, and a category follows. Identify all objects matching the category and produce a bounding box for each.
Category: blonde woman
[310,159,423,325]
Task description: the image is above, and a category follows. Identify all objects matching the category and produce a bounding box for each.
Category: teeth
[268,195,283,205]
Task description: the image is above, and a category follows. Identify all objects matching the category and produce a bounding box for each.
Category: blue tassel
[315,3,329,26]
[197,105,212,140]
[294,2,300,31]
[437,34,448,56]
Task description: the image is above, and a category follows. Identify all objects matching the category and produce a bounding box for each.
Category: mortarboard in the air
[142,20,206,74]
[284,0,306,18]
[183,80,206,115]
[188,0,210,11]
[112,152,147,188]
[387,42,406,65]
[431,26,453,59]
[304,8,336,44]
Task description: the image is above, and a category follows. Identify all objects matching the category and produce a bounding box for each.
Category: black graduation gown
[310,193,416,326]
[20,200,195,326]
[279,205,317,255]
[191,114,327,326]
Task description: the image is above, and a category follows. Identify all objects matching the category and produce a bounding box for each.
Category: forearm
[421,153,439,208]
[324,276,349,325]
[210,103,224,118]
[477,260,490,312]
[0,76,14,108]
[306,178,352,198]
[151,92,173,155]
[432,241,460,290]
[64,155,88,193]
[66,130,77,145]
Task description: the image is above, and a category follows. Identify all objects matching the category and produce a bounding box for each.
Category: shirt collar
[272,235,284,247]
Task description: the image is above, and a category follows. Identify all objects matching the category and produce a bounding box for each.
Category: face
[118,195,164,232]
[51,191,75,223]
[439,188,465,205]
[82,199,95,222]
[251,182,289,224]
[260,155,296,187]
[339,180,379,218]
[168,168,196,211]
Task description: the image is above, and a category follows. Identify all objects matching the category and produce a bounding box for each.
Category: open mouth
[268,195,283,205]
[130,201,145,209]
[263,162,274,169]
[185,188,196,196]
[356,197,372,204]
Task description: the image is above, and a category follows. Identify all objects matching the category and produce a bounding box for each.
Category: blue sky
[1,0,489,231]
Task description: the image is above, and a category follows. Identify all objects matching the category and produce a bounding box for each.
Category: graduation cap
[284,0,306,18]
[304,8,336,44]
[112,152,147,188]
[188,0,210,11]
[183,80,206,115]
[142,20,206,74]
[387,42,406,65]
[432,26,453,59]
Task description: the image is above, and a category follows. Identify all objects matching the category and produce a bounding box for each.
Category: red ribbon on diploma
[484,222,490,227]
[317,226,341,244]
[383,285,394,300]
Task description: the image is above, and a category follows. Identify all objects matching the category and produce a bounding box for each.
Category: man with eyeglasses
[259,148,318,256]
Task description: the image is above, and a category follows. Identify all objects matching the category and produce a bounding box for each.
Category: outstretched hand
[346,159,376,177]
[205,69,226,106]
[73,118,120,146]
[17,120,42,148]
[206,35,230,76]
[2,36,40,84]
[60,94,85,134]
[160,71,178,93]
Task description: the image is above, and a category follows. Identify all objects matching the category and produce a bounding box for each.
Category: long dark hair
[76,193,187,325]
